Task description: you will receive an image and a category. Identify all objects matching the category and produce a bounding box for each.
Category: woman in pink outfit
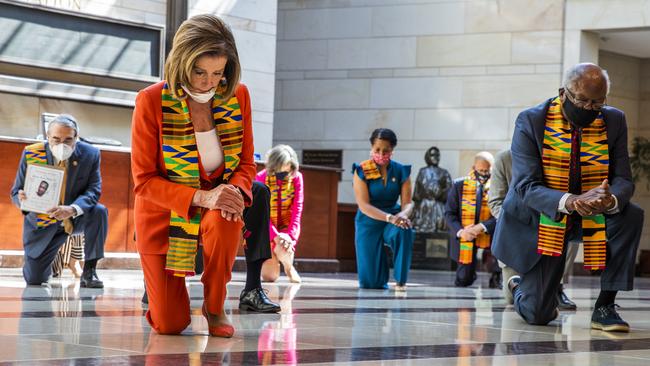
[257,145,304,283]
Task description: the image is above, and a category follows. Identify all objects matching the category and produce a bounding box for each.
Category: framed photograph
[20,163,65,214]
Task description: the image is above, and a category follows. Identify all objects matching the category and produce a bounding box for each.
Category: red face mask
[371,151,392,166]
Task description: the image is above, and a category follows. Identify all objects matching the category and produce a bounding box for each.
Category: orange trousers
[140,209,243,335]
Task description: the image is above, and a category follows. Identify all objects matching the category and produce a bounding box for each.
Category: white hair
[48,114,79,136]
[474,151,494,166]
[562,63,611,95]
[265,144,299,175]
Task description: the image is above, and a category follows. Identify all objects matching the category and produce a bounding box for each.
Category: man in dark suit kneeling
[493,63,643,332]
[11,114,107,288]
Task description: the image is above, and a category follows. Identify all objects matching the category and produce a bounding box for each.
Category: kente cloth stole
[266,174,295,231]
[161,83,244,277]
[24,143,59,228]
[359,159,382,180]
[538,96,608,270]
[458,170,491,264]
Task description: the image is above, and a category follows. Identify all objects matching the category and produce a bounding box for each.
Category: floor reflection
[3,269,650,365]
[257,284,300,365]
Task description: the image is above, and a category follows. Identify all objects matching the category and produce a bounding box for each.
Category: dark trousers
[23,203,108,285]
[193,181,272,275]
[243,181,272,263]
[455,247,500,287]
[514,202,644,325]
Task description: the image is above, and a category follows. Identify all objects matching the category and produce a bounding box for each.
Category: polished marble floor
[1,268,650,365]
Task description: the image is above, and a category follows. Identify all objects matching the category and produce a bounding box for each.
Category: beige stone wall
[275,0,565,203]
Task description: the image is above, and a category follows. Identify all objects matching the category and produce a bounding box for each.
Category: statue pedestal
[410,232,454,270]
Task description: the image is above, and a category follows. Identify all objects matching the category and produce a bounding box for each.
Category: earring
[220,77,227,86]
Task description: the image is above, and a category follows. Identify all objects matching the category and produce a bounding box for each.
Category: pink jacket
[256,169,304,244]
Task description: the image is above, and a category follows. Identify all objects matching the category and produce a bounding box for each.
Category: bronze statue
[412,147,452,233]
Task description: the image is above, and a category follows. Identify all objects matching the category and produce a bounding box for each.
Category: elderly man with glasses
[492,63,643,332]
[10,114,107,288]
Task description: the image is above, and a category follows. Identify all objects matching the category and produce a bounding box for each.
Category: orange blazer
[131,81,256,254]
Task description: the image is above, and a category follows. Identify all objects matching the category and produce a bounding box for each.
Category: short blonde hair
[164,14,241,103]
[265,145,299,176]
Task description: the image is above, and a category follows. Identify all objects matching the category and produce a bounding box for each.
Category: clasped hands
[459,224,485,242]
[192,184,244,221]
[389,212,412,229]
[565,179,615,217]
[17,189,76,220]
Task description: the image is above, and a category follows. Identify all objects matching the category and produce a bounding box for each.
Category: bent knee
[149,313,190,335]
[262,273,279,282]
[252,181,270,200]
[154,322,188,335]
[627,202,645,224]
[88,204,109,222]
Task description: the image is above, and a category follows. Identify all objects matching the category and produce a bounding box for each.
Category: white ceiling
[599,29,650,58]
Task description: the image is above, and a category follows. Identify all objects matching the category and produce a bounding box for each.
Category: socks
[83,259,98,272]
[244,259,264,292]
[595,290,617,309]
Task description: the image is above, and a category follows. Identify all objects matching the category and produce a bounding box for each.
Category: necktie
[475,183,483,224]
[567,127,581,231]
[58,160,74,235]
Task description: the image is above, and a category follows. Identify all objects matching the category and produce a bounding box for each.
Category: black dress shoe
[591,304,629,332]
[557,286,577,310]
[239,288,281,313]
[489,271,503,289]
[80,269,104,288]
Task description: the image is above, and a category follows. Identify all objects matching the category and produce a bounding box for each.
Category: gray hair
[562,63,611,95]
[48,114,79,136]
[474,151,494,166]
[265,144,299,175]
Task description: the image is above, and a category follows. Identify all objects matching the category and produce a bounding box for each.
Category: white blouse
[195,128,224,175]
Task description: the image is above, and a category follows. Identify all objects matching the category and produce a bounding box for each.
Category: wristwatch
[386,213,392,222]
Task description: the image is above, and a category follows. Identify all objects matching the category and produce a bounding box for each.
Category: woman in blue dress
[352,128,415,290]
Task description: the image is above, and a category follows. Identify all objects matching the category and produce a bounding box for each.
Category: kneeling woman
[131,15,255,337]
[257,145,304,284]
[352,128,415,290]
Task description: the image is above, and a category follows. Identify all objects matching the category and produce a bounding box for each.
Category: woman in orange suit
[131,14,255,338]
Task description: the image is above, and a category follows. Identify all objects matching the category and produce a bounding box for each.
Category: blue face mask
[275,171,289,181]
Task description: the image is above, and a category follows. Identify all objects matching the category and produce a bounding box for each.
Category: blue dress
[352,160,415,289]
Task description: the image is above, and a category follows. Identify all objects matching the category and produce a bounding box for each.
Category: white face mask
[181,85,216,104]
[50,143,74,161]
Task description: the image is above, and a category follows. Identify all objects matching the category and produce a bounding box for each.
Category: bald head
[562,63,610,100]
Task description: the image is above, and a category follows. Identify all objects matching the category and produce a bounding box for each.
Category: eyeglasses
[563,87,606,111]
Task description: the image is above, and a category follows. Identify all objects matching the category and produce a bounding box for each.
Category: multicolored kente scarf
[359,159,382,180]
[266,174,295,231]
[458,170,492,264]
[538,96,608,270]
[161,83,244,277]
[24,143,59,228]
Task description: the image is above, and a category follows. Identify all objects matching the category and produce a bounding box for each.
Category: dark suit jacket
[445,177,497,262]
[10,141,102,258]
[492,98,634,274]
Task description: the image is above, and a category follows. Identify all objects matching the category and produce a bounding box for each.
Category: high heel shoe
[202,303,234,338]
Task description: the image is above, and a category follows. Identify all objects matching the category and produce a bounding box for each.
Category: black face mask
[475,170,490,184]
[562,97,600,128]
[275,171,289,181]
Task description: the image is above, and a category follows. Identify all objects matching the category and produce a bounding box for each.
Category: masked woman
[256,145,304,284]
[352,128,414,291]
[131,14,255,337]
